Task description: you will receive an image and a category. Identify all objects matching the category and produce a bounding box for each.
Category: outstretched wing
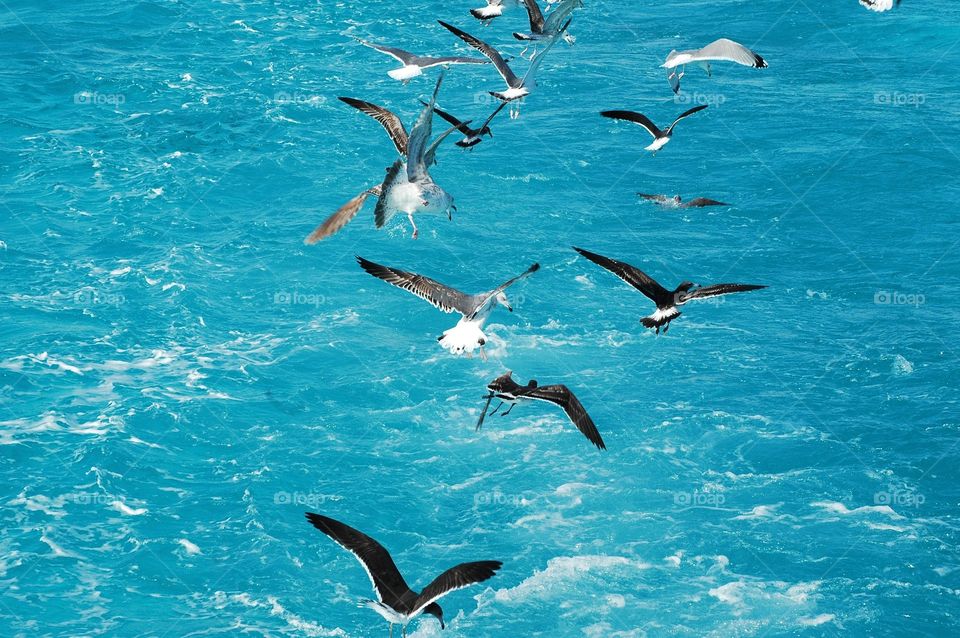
[468,262,540,319]
[573,246,670,305]
[666,104,708,136]
[406,73,443,182]
[543,0,580,33]
[696,38,767,68]
[339,97,408,156]
[520,0,545,32]
[684,197,729,208]
[600,110,663,139]
[439,21,520,88]
[637,193,671,204]
[356,256,475,315]
[524,384,605,450]
[411,561,503,618]
[415,55,491,69]
[304,184,381,244]
[521,20,569,82]
[305,513,411,608]
[422,100,471,133]
[682,283,766,302]
[359,40,416,65]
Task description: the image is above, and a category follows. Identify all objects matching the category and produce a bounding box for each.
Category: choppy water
[2,1,959,636]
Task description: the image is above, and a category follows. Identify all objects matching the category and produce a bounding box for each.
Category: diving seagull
[439,20,568,118]
[303,82,462,242]
[662,38,767,94]
[573,246,766,334]
[477,371,605,450]
[358,39,490,82]
[356,256,539,357]
[421,99,507,148]
[514,0,581,56]
[601,105,708,154]
[637,193,730,208]
[860,0,900,10]
[305,513,501,638]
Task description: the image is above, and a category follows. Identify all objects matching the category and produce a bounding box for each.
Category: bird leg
[480,345,488,362]
[407,213,419,239]
[389,624,393,638]
[488,401,505,417]
[501,402,516,416]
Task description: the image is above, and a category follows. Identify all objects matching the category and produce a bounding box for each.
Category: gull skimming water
[601,105,708,154]
[305,513,501,638]
[860,0,901,11]
[662,38,767,94]
[637,193,730,208]
[477,371,605,450]
[356,256,539,357]
[573,247,766,334]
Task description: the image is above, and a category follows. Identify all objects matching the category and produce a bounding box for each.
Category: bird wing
[416,56,491,68]
[406,73,443,182]
[356,256,475,315]
[573,246,671,304]
[682,283,767,302]
[600,110,663,139]
[478,101,508,131]
[425,120,472,167]
[521,20,570,84]
[411,561,503,618]
[520,0,545,32]
[523,384,605,450]
[666,104,708,136]
[468,262,540,320]
[359,40,416,65]
[338,97,408,156]
[860,0,898,11]
[637,193,670,204]
[695,38,767,68]
[305,513,411,607]
[543,0,580,33]
[438,21,520,88]
[684,197,729,208]
[374,159,405,229]
[304,184,381,244]
[422,101,471,133]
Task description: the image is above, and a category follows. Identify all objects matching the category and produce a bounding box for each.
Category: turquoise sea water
[2,1,960,636]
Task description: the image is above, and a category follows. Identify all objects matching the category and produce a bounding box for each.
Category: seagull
[637,193,730,208]
[439,20,568,118]
[356,256,539,357]
[662,38,767,94]
[421,99,507,148]
[572,246,766,334]
[600,105,708,154]
[860,0,900,10]
[358,39,489,82]
[477,371,605,450]
[471,0,506,21]
[305,513,501,638]
[514,0,581,56]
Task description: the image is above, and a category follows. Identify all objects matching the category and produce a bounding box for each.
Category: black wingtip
[529,262,541,273]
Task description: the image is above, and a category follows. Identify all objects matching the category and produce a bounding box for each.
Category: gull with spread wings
[637,193,730,208]
[356,256,539,357]
[601,105,708,154]
[306,513,501,638]
[358,39,489,82]
[662,38,767,94]
[573,247,766,334]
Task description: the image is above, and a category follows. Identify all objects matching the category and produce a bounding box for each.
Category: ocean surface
[2,1,959,636]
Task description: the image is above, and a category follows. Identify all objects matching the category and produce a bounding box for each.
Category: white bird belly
[438,318,487,356]
[386,180,423,214]
[645,137,670,152]
[388,65,423,81]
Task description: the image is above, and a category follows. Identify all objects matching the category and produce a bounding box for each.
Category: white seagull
[439,19,568,118]
[358,39,489,82]
[303,80,463,242]
[514,0,581,56]
[356,256,539,357]
[600,105,708,153]
[306,513,501,638]
[860,0,900,10]
[662,38,767,94]
[471,0,507,22]
[573,246,766,334]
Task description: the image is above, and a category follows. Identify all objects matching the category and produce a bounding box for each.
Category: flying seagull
[637,193,730,208]
[477,371,605,450]
[514,0,581,56]
[439,19,568,118]
[471,0,506,21]
[303,82,463,242]
[356,256,539,357]
[662,38,767,94]
[601,105,708,153]
[572,246,766,334]
[305,513,501,638]
[421,99,507,148]
[860,0,900,10]
[358,39,489,82]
